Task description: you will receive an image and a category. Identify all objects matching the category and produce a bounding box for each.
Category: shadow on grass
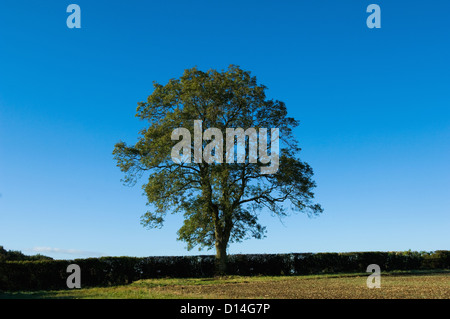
[0,291,74,299]
[382,269,450,277]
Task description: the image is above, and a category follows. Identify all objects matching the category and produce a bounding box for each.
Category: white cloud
[31,246,104,257]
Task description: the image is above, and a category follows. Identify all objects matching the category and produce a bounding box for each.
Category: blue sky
[0,1,449,260]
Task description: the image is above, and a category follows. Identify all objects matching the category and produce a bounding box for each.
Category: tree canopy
[0,246,52,262]
[113,65,322,273]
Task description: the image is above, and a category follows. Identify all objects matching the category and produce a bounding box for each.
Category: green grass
[1,269,449,299]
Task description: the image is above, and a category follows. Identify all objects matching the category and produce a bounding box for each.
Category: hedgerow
[0,250,448,291]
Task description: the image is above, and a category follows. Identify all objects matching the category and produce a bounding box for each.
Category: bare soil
[147,273,450,299]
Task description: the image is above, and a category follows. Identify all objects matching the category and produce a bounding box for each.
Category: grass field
[1,270,449,299]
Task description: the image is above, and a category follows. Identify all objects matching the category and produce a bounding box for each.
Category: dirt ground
[146,273,450,299]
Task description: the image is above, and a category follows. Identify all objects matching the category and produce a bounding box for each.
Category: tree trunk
[215,238,228,276]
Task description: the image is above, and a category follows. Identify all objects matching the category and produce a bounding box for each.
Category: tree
[113,65,322,274]
[0,245,53,261]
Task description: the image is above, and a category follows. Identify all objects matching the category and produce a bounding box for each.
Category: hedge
[0,250,448,291]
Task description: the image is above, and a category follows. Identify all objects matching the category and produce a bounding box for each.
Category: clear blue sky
[0,1,449,260]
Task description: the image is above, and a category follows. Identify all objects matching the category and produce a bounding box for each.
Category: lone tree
[113,65,322,274]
